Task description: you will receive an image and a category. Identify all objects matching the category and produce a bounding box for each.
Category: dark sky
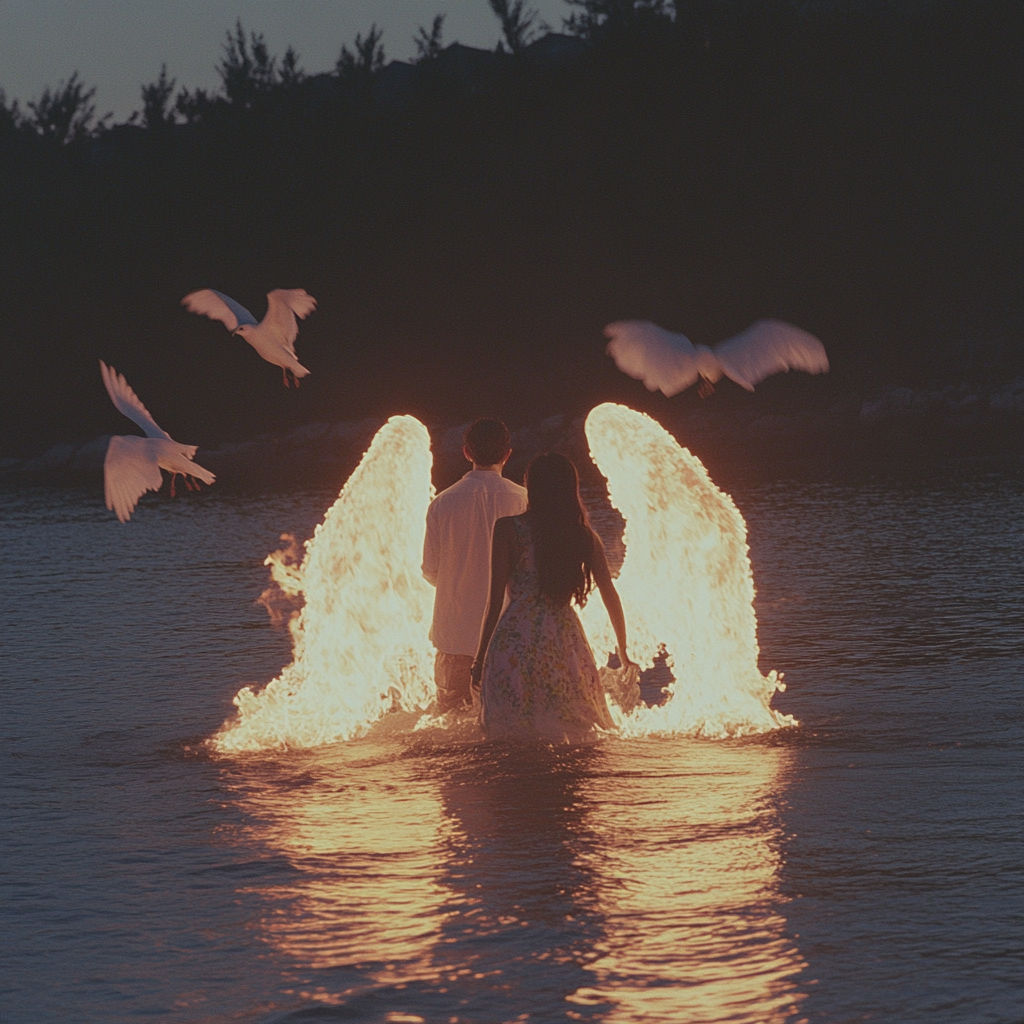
[1,0,570,121]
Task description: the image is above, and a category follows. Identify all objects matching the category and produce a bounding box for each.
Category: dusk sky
[1,0,571,121]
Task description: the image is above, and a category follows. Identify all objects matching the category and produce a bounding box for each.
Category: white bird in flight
[100,361,216,523]
[605,318,829,398]
[182,288,317,386]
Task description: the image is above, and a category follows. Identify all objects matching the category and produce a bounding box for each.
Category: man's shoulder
[429,473,526,514]
[494,476,528,497]
[431,474,470,505]
[434,472,524,496]
[428,475,475,517]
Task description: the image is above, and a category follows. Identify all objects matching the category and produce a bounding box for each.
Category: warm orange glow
[214,404,792,752]
[225,743,451,989]
[580,403,795,737]
[570,743,807,1021]
[211,406,803,1016]
[229,742,805,1018]
[213,416,436,752]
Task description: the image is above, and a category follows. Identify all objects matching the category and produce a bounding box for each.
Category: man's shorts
[434,651,474,713]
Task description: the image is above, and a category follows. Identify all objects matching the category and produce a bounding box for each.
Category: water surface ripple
[2,473,1021,1023]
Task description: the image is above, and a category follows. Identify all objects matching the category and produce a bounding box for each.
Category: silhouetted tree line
[0,0,1021,461]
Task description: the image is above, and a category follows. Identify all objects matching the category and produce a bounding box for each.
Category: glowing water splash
[581,403,795,737]
[213,416,436,752]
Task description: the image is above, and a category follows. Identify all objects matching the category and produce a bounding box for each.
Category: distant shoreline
[5,377,1021,493]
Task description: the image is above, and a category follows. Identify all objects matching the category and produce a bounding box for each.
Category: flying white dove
[605,318,829,397]
[182,288,316,386]
[100,361,216,523]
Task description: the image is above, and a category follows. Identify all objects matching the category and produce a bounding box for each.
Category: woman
[470,452,635,742]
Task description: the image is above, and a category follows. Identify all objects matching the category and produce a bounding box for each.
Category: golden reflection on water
[224,736,806,1021]
[574,742,807,1022]
[226,737,452,995]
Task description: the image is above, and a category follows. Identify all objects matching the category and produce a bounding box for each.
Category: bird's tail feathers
[167,444,216,485]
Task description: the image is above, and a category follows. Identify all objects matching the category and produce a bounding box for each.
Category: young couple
[421,418,635,743]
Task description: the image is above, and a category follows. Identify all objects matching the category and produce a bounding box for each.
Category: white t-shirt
[422,469,528,656]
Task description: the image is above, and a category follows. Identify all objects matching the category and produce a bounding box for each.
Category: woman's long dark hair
[525,453,595,607]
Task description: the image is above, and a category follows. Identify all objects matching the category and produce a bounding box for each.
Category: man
[422,417,528,712]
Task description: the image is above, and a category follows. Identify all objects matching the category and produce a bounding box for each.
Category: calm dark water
[1,470,1021,1024]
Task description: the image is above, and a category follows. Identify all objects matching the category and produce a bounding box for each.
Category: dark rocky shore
[5,377,1021,498]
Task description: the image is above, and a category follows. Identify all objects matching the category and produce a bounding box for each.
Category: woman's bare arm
[590,530,635,668]
[471,517,517,685]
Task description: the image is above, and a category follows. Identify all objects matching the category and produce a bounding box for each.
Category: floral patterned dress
[480,516,615,743]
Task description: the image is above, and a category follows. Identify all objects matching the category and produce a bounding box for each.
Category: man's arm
[421,503,439,586]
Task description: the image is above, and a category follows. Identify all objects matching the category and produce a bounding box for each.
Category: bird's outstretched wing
[99,361,171,440]
[104,435,164,523]
[604,320,700,397]
[713,319,828,391]
[182,289,259,332]
[265,289,316,353]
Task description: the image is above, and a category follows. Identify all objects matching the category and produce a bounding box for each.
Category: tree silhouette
[565,0,670,39]
[414,14,446,63]
[337,25,386,96]
[219,20,277,109]
[279,47,305,89]
[488,0,543,53]
[0,4,1020,463]
[0,90,21,137]
[24,72,107,145]
[140,65,177,130]
[174,87,213,124]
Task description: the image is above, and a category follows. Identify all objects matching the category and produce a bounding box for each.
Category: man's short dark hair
[464,417,512,466]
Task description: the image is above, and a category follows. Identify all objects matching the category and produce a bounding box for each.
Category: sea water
[1,469,1021,1023]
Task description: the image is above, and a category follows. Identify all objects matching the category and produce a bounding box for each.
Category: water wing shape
[99,361,171,440]
[213,415,436,752]
[713,319,829,391]
[104,435,164,523]
[181,289,259,332]
[581,403,794,737]
[264,289,316,355]
[604,320,701,397]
